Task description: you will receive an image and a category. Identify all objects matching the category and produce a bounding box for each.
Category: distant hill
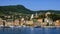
[0,5,34,15]
[35,10,60,14]
[0,5,60,16]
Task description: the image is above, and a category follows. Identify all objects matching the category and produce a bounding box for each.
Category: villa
[55,20,60,26]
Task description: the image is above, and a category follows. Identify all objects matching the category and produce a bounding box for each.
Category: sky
[0,0,60,11]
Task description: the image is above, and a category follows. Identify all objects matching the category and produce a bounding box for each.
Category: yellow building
[55,20,60,26]
[41,22,47,27]
[37,18,43,23]
[5,22,13,26]
[13,19,20,26]
[25,20,33,26]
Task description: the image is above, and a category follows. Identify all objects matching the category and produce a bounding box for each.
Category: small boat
[10,26,22,28]
[0,25,3,27]
[9,26,15,28]
[34,26,41,28]
[1,26,10,28]
[42,26,56,29]
[23,25,26,27]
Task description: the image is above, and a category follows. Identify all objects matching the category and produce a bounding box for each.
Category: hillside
[0,5,60,16]
[0,5,34,15]
[35,10,60,14]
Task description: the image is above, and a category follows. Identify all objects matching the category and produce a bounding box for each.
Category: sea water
[0,27,60,34]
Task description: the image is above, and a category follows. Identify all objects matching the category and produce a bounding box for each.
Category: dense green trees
[0,5,60,21]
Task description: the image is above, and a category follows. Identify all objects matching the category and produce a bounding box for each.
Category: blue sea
[0,27,60,34]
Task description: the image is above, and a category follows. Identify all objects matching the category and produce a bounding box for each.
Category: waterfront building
[41,22,47,27]
[25,20,33,26]
[44,17,53,23]
[55,20,60,26]
[37,18,43,23]
[13,19,19,26]
[44,12,53,26]
[5,19,13,26]
[37,18,43,26]
[0,18,3,26]
[21,18,25,26]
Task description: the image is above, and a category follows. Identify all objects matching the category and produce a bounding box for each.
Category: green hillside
[0,5,60,16]
[0,5,60,21]
[0,5,34,15]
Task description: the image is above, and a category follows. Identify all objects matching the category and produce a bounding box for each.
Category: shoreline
[0,25,60,28]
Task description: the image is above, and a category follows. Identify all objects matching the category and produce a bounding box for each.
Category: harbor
[0,0,60,34]
[0,12,60,28]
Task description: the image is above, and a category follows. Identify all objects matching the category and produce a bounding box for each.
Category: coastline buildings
[0,12,60,27]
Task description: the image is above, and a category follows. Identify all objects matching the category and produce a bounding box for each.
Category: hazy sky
[0,0,60,10]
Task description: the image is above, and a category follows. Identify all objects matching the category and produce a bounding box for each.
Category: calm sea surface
[0,27,60,34]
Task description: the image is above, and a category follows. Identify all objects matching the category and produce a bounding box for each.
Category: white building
[30,14,34,20]
[44,17,53,23]
[44,12,54,26]
[45,12,51,17]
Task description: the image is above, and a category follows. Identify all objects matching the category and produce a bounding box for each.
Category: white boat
[0,25,3,27]
[41,26,56,28]
[23,25,26,27]
[10,26,22,28]
[9,26,15,28]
